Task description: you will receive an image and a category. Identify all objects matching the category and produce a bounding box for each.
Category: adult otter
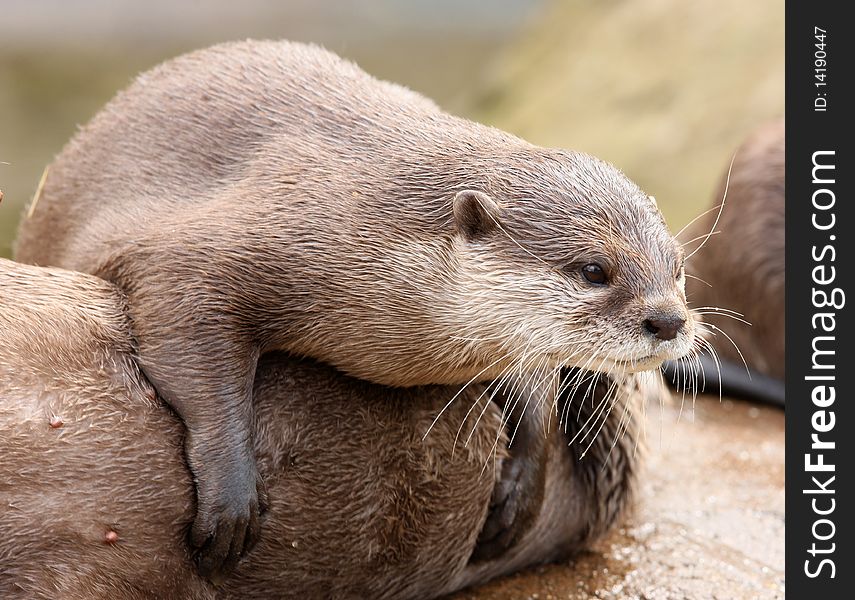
[666,119,784,406]
[15,40,693,574]
[0,258,644,599]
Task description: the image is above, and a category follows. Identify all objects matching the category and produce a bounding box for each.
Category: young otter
[15,40,693,575]
[0,258,644,599]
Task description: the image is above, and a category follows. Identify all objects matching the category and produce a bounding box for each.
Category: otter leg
[470,391,547,562]
[136,333,267,580]
[116,268,268,580]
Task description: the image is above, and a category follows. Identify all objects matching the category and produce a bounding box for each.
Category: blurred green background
[0,0,783,259]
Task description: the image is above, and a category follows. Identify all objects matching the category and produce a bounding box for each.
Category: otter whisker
[478,348,546,475]
[545,340,607,428]
[555,367,589,434]
[673,352,699,425]
[615,391,637,451]
[469,351,531,450]
[480,384,525,478]
[684,337,707,402]
[690,335,708,397]
[699,321,750,376]
[633,383,647,460]
[506,365,545,451]
[607,379,634,451]
[681,230,721,248]
[688,350,702,406]
[685,273,713,288]
[602,377,636,469]
[558,370,588,432]
[692,305,746,317]
[681,352,693,400]
[424,351,515,440]
[693,310,752,327]
[687,350,702,415]
[673,355,688,424]
[533,358,561,431]
[580,351,611,418]
[586,375,623,454]
[696,335,724,402]
[538,365,561,425]
[674,202,727,240]
[482,361,529,476]
[471,350,530,441]
[455,367,507,452]
[567,373,611,447]
[686,152,737,260]
[580,376,621,458]
[557,351,601,430]
[522,351,549,408]
[539,366,562,435]
[567,348,609,427]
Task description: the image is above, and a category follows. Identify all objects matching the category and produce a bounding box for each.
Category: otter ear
[453,190,501,241]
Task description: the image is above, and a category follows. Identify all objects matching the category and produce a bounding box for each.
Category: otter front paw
[190,467,268,582]
[470,432,546,562]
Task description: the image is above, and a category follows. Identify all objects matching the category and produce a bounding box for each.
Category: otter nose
[643,315,685,341]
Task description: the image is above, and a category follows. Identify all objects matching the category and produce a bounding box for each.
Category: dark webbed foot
[470,401,547,563]
[184,432,269,582]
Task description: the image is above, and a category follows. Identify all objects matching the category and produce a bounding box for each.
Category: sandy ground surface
[456,395,785,600]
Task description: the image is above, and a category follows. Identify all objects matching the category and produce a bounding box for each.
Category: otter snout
[643,314,686,341]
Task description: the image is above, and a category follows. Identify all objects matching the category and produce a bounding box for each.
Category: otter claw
[191,472,266,582]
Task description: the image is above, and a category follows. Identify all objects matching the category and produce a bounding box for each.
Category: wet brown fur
[0,258,642,599]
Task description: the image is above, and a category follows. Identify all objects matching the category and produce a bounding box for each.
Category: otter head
[447,149,696,381]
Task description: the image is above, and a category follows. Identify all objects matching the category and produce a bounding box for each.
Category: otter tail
[662,356,785,409]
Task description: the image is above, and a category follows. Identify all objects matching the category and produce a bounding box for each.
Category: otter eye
[676,260,685,280]
[581,263,607,285]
